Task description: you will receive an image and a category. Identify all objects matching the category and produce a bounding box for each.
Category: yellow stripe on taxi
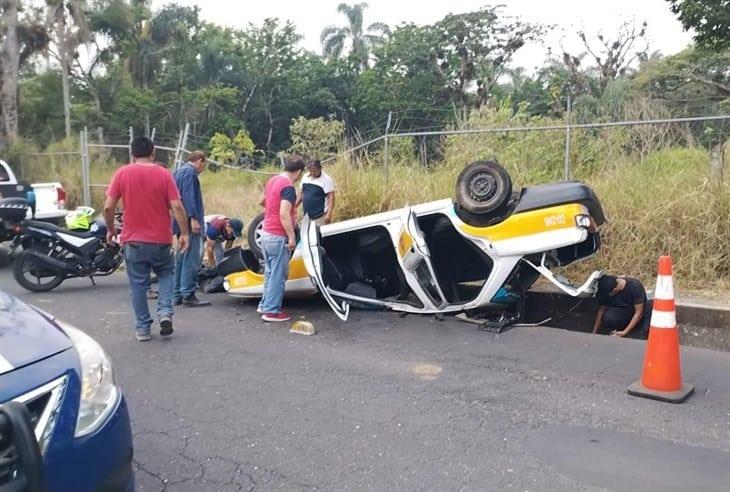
[226,256,310,289]
[459,203,588,241]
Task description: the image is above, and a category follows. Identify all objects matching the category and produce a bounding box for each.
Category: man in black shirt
[592,275,651,339]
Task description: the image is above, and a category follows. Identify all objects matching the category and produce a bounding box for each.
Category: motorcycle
[7,204,125,292]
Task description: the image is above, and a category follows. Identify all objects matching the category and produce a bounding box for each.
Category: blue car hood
[0,291,73,375]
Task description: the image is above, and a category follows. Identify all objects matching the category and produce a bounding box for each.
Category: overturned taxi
[221,161,606,323]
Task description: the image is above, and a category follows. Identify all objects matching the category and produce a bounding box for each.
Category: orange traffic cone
[628,256,694,403]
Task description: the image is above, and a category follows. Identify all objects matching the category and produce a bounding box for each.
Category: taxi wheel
[455,160,512,216]
[247,213,265,259]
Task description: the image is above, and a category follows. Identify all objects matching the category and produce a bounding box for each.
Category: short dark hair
[131,136,155,158]
[307,159,322,169]
[596,275,618,299]
[284,155,305,173]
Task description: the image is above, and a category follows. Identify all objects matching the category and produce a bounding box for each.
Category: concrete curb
[523,287,729,352]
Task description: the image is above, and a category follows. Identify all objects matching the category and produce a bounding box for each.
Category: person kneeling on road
[592,275,651,339]
[204,215,244,266]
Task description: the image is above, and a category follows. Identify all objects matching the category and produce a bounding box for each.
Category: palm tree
[1,0,20,147]
[46,0,90,139]
[320,2,389,70]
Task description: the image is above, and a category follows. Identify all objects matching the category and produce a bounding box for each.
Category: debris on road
[291,320,316,336]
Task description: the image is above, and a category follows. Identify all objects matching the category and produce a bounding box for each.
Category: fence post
[173,128,183,168]
[174,122,190,170]
[181,122,190,155]
[82,127,91,207]
[384,111,392,179]
[128,126,133,162]
[150,127,156,142]
[563,94,572,181]
[79,130,86,205]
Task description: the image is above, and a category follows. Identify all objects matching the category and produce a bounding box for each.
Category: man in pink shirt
[104,136,190,341]
[257,155,305,322]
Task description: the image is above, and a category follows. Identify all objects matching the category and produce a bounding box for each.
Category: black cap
[596,275,618,300]
[228,218,243,238]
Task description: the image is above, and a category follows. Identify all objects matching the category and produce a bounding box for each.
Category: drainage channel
[522,290,730,353]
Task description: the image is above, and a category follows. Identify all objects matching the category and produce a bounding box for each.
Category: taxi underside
[316,208,601,314]
[298,180,606,320]
[223,176,606,322]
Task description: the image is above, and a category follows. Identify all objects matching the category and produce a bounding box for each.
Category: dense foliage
[0,0,727,160]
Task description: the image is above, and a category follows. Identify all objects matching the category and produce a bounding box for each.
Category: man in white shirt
[297,159,336,225]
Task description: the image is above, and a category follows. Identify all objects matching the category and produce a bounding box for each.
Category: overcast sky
[152,0,694,72]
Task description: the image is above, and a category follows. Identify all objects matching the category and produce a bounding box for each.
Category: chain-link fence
[325,114,729,181]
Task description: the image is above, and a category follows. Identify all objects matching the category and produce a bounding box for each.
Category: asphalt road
[2,270,729,491]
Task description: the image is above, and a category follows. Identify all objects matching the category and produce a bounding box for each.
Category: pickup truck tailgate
[29,183,66,221]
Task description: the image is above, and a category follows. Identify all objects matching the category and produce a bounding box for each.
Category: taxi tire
[455,160,512,216]
[247,213,265,259]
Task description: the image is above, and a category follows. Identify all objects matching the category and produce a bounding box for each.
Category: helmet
[65,206,96,231]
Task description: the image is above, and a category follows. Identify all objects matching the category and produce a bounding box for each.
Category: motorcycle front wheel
[12,253,65,292]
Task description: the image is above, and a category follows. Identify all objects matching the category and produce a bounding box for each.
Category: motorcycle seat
[24,220,99,239]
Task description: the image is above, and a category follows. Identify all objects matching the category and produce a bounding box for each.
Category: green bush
[288,117,344,160]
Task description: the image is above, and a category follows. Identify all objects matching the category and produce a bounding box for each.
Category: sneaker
[159,316,173,337]
[135,332,152,342]
[256,307,263,314]
[182,294,211,307]
[261,312,291,322]
[173,298,183,306]
[146,289,159,300]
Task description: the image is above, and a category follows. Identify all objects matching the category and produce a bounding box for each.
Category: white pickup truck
[0,159,68,242]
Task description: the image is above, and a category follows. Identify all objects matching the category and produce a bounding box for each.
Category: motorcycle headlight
[58,321,119,438]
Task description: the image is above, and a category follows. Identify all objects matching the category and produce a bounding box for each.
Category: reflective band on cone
[649,310,677,329]
[654,275,674,300]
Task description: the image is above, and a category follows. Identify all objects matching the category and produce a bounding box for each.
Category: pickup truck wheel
[12,253,65,292]
[455,160,512,216]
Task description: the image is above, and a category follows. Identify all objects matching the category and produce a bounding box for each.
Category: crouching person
[592,275,651,339]
[204,215,244,266]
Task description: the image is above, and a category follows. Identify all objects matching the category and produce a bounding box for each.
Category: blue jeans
[174,232,202,300]
[124,243,174,334]
[258,232,290,314]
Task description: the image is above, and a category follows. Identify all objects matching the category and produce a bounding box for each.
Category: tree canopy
[0,0,727,156]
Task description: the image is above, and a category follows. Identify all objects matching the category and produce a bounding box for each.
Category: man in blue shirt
[172,150,210,307]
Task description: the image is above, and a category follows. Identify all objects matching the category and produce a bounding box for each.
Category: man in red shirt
[104,136,190,341]
[257,155,305,322]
